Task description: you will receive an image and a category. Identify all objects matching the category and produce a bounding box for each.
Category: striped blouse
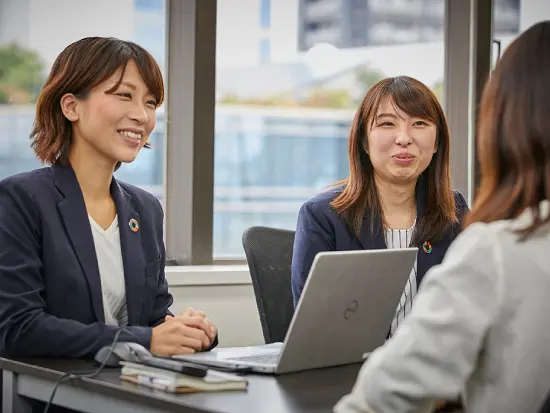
[384,222,417,336]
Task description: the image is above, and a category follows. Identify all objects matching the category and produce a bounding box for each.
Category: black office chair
[242,226,295,344]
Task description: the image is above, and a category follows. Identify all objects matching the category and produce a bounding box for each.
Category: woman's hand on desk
[178,307,218,344]
[150,314,215,356]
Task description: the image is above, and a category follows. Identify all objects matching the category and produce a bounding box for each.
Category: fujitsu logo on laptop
[344,300,359,320]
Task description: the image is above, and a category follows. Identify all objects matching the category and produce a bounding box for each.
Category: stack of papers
[120,361,248,393]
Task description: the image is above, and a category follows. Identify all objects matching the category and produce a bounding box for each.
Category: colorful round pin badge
[129,218,139,232]
[422,241,432,254]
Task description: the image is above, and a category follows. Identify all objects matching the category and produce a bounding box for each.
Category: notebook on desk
[174,248,417,374]
[120,361,248,393]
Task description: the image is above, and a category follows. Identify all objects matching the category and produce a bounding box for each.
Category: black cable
[42,327,130,413]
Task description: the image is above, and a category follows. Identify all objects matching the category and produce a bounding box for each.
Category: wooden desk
[1,358,361,413]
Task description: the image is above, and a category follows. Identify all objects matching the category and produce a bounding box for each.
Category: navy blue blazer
[291,185,469,306]
[0,165,172,358]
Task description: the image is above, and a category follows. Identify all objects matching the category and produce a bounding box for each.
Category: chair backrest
[242,226,295,344]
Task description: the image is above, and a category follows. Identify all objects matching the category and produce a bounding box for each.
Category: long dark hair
[331,76,457,246]
[466,21,550,238]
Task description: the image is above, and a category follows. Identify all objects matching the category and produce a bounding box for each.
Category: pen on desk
[139,356,208,378]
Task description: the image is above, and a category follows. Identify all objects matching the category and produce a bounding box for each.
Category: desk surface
[1,358,362,413]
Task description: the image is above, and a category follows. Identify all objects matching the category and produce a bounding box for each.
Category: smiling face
[366,97,438,184]
[62,60,158,167]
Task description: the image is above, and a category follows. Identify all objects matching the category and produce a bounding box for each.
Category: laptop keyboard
[228,354,279,364]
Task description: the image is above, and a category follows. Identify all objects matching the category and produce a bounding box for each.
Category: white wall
[166,266,265,348]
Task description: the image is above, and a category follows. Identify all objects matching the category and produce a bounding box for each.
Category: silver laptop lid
[275,248,417,374]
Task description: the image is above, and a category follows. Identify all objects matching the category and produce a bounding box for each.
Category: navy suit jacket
[0,165,174,358]
[291,185,470,306]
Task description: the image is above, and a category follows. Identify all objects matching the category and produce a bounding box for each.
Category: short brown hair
[466,21,550,237]
[31,37,164,168]
[331,76,457,246]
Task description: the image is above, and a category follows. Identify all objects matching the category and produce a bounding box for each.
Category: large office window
[0,0,167,199]
[213,0,447,258]
[1,0,525,265]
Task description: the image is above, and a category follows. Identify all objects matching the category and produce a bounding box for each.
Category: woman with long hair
[292,76,468,335]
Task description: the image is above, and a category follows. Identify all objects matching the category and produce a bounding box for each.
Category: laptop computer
[174,248,417,374]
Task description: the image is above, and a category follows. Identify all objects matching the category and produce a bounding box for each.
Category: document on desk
[120,361,248,393]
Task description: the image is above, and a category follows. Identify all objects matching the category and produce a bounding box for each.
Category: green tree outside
[0,43,45,104]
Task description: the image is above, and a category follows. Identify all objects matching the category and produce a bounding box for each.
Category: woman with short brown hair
[0,37,217,359]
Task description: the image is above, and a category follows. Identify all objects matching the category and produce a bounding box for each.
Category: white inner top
[88,215,128,326]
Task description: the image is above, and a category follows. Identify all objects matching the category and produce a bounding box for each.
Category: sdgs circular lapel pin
[422,241,432,254]
[129,218,139,233]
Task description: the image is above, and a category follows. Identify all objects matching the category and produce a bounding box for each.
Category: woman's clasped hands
[150,307,217,356]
